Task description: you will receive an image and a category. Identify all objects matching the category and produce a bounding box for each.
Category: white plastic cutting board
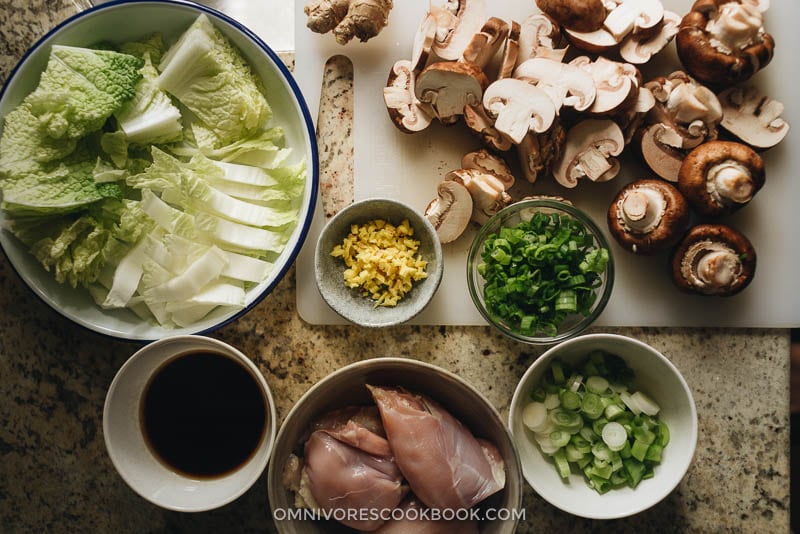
[295,0,800,327]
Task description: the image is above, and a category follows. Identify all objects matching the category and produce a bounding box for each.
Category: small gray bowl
[314,198,443,327]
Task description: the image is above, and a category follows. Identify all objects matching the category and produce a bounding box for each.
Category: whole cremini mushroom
[676,0,775,87]
[608,179,691,254]
[677,140,765,217]
[670,223,756,296]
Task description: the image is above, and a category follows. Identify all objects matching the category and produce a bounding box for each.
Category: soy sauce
[140,351,267,479]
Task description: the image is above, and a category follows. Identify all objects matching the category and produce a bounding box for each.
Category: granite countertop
[0,1,790,532]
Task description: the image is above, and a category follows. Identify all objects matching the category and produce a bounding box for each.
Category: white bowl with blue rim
[0,0,318,340]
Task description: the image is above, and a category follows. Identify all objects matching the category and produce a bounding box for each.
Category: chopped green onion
[581,393,604,420]
[521,401,548,432]
[477,210,609,336]
[601,422,628,451]
[525,351,670,494]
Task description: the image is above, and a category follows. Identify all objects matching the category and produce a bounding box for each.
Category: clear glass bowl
[467,199,615,345]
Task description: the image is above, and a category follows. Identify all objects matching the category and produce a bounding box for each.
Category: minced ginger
[331,218,428,306]
[304,0,394,45]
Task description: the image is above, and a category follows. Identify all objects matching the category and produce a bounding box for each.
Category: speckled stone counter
[0,1,790,533]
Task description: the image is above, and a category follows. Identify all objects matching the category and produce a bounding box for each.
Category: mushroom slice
[415,61,488,123]
[535,0,606,33]
[446,168,512,224]
[498,20,521,80]
[425,180,474,244]
[482,78,556,144]
[384,60,433,133]
[678,140,765,217]
[607,179,690,254]
[670,223,756,297]
[430,0,488,61]
[463,104,512,152]
[461,17,510,70]
[553,119,624,188]
[572,56,640,116]
[602,0,664,39]
[616,86,656,144]
[636,71,723,181]
[514,58,596,113]
[620,11,680,64]
[411,12,438,73]
[517,14,570,65]
[517,123,566,184]
[461,149,515,190]
[676,0,774,87]
[717,85,789,149]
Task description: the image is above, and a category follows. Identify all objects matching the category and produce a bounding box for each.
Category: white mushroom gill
[706,3,764,55]
[681,241,743,289]
[706,160,754,205]
[617,186,667,234]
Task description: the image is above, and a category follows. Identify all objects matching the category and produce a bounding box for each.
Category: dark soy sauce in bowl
[141,351,267,479]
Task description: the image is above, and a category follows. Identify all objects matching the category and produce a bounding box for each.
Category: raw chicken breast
[299,407,408,531]
[366,496,480,534]
[368,385,506,510]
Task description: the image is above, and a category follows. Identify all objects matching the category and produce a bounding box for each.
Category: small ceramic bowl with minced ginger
[314,198,443,327]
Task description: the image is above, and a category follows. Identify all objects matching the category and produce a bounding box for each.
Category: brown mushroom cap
[676,0,775,88]
[670,223,756,296]
[678,140,765,217]
[607,179,691,254]
[535,0,606,33]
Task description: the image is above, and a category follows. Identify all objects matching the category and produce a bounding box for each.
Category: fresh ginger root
[304,0,394,45]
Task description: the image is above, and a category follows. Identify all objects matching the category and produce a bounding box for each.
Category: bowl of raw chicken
[267,357,523,533]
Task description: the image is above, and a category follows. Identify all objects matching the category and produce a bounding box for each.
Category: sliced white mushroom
[482,78,556,144]
[571,56,640,115]
[498,20,521,80]
[383,60,433,133]
[603,0,664,39]
[514,57,596,112]
[553,119,625,187]
[411,12,438,73]
[463,104,512,151]
[517,13,569,65]
[638,123,685,182]
[460,17,509,69]
[425,180,473,243]
[717,85,789,149]
[415,61,488,122]
[461,148,515,190]
[430,0,488,61]
[620,11,680,64]
[517,124,566,184]
[445,168,511,223]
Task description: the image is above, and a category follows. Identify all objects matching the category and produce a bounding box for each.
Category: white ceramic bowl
[314,198,443,327]
[103,335,277,512]
[0,0,318,340]
[267,357,523,533]
[508,333,698,519]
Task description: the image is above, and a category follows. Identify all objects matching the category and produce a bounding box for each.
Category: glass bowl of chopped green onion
[508,333,698,519]
[467,199,614,344]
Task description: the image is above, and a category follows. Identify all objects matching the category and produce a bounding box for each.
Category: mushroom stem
[619,188,665,233]
[708,161,754,204]
[696,249,742,288]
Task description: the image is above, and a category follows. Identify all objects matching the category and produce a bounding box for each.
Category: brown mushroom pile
[378,0,786,296]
